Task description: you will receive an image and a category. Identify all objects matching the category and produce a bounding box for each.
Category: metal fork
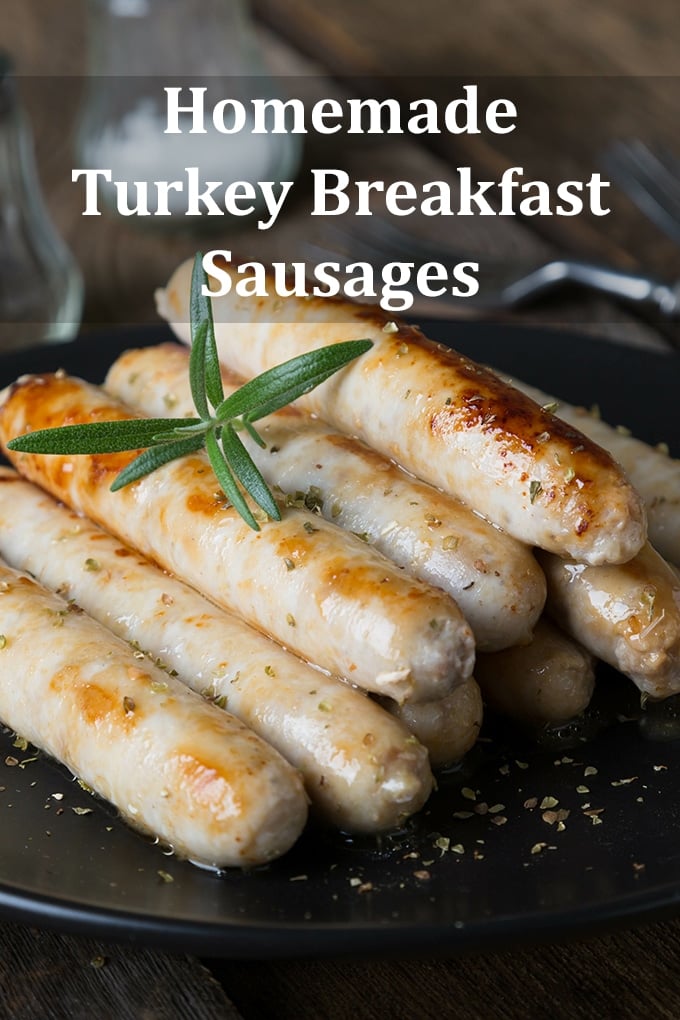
[603,140,680,247]
[305,219,680,319]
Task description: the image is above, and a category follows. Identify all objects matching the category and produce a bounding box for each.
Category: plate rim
[0,322,678,958]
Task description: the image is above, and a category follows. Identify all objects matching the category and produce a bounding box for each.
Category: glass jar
[75,0,302,228]
[0,54,83,350]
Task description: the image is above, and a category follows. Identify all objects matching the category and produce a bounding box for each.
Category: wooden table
[4,2,680,1016]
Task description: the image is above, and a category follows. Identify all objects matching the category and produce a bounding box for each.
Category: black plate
[0,322,678,959]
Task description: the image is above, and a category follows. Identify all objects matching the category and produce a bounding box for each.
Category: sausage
[0,372,474,704]
[0,467,432,832]
[380,678,483,768]
[475,618,595,724]
[0,556,307,867]
[538,544,680,699]
[157,259,647,565]
[495,370,680,568]
[106,343,546,651]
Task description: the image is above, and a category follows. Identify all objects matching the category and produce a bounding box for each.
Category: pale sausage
[0,557,307,867]
[539,544,680,699]
[381,678,483,768]
[475,618,596,724]
[0,468,432,832]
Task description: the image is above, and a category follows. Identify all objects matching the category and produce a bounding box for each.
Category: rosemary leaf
[214,340,373,424]
[7,418,191,455]
[110,433,205,491]
[190,253,224,413]
[205,429,259,531]
[189,316,210,421]
[241,418,267,448]
[221,424,281,521]
[150,421,210,443]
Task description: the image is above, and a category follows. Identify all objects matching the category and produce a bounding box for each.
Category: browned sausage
[158,259,647,565]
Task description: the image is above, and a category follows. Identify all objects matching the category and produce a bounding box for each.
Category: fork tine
[604,140,680,245]
[617,141,680,204]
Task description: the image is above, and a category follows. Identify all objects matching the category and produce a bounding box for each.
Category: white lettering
[519,180,552,216]
[164,87,207,134]
[355,179,385,216]
[312,169,351,215]
[257,181,294,230]
[457,167,495,215]
[311,99,344,135]
[154,179,183,216]
[212,99,247,134]
[184,167,223,216]
[114,180,149,216]
[235,262,267,297]
[252,98,307,135]
[346,98,403,135]
[486,99,517,134]
[382,262,415,311]
[416,262,448,297]
[421,181,454,217]
[443,85,481,135]
[555,180,584,216]
[312,262,342,297]
[498,167,523,215]
[223,181,257,216]
[271,261,308,297]
[385,181,417,216]
[72,169,111,215]
[202,250,233,297]
[451,262,479,297]
[344,262,377,301]
[407,99,440,135]
[586,174,611,216]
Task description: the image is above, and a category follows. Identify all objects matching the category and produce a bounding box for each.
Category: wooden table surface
[5,1,680,1017]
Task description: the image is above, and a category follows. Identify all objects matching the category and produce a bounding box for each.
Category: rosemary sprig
[7,253,373,531]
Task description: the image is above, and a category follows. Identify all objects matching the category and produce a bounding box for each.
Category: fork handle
[558,260,680,317]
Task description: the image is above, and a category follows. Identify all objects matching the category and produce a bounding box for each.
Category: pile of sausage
[0,256,677,871]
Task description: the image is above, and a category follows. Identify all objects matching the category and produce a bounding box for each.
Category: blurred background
[5,0,680,344]
[3,6,680,1015]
